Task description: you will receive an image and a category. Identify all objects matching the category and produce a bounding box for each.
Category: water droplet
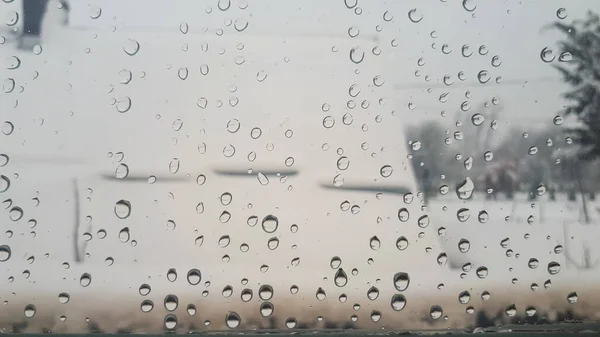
[418,215,430,228]
[226,311,241,328]
[222,285,233,297]
[383,10,394,21]
[260,302,274,316]
[257,172,270,185]
[197,97,208,108]
[140,300,153,313]
[139,284,151,296]
[3,78,15,93]
[567,291,578,304]
[267,237,279,250]
[540,47,555,63]
[165,294,179,311]
[548,261,561,275]
[184,304,196,316]
[24,304,36,318]
[393,272,410,291]
[349,47,365,64]
[1,121,14,135]
[505,304,517,317]
[456,177,474,200]
[118,227,130,243]
[458,291,471,304]
[366,286,380,301]
[173,20,188,35]
[348,26,360,38]
[369,236,381,250]
[462,0,477,12]
[114,200,131,219]
[123,39,140,56]
[80,273,92,287]
[220,144,235,158]
[380,165,393,177]
[476,266,488,279]
[344,0,358,9]
[218,235,231,248]
[316,287,327,300]
[408,8,423,23]
[430,305,443,319]
[458,239,471,253]
[116,96,131,113]
[166,268,177,282]
[0,245,11,262]
[396,237,409,250]
[336,156,350,170]
[478,211,489,223]
[186,268,201,285]
[557,8,567,19]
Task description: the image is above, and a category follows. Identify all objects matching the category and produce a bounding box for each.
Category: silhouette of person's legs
[22,0,48,36]
[19,0,48,50]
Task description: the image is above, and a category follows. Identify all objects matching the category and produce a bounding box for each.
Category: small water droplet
[458,238,471,253]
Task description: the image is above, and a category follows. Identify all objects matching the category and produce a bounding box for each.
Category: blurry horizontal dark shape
[100,174,188,182]
[213,169,299,177]
[320,184,411,195]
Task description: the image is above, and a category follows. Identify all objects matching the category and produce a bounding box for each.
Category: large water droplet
[316,287,326,300]
[167,268,177,282]
[334,268,348,287]
[418,215,430,228]
[349,47,365,64]
[226,312,240,328]
[0,245,11,262]
[457,208,471,222]
[540,47,555,63]
[396,237,409,250]
[259,285,273,300]
[547,261,561,275]
[114,200,131,219]
[567,291,578,304]
[262,215,278,233]
[163,294,178,312]
[456,177,474,199]
[80,273,92,287]
[393,272,410,291]
[24,304,36,318]
[408,8,423,23]
[459,291,471,304]
[260,302,274,316]
[0,175,10,193]
[458,239,471,253]
[118,227,130,243]
[430,305,443,319]
[389,294,406,312]
[369,236,381,250]
[187,269,201,285]
[123,39,140,56]
[1,121,14,135]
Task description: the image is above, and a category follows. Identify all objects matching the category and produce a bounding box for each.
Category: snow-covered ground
[1,0,600,333]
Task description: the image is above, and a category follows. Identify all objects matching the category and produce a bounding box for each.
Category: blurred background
[1,0,600,333]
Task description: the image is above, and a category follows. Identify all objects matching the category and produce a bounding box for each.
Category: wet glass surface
[1,0,600,333]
